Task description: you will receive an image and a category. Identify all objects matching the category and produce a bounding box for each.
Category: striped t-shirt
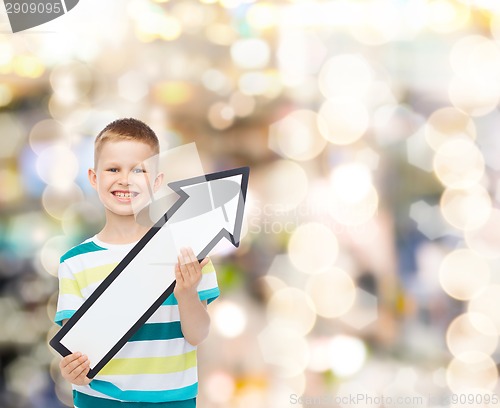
[54,236,219,405]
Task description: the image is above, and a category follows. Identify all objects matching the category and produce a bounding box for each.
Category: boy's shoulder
[60,236,106,264]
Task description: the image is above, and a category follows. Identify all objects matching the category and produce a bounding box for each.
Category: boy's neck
[97,214,149,245]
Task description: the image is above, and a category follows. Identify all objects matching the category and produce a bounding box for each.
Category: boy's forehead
[96,140,159,165]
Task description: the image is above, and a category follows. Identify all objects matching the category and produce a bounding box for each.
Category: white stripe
[115,338,195,359]
[64,251,122,271]
[147,304,180,323]
[97,367,198,392]
[58,262,73,278]
[197,272,218,291]
[56,294,83,313]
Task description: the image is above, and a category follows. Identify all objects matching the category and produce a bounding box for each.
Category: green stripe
[61,241,106,263]
[60,278,83,297]
[74,390,196,407]
[202,261,215,274]
[100,350,196,375]
[130,321,183,342]
[74,263,118,291]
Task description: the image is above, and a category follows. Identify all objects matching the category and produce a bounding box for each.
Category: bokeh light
[327,335,367,378]
[424,107,476,151]
[258,160,309,211]
[288,222,339,274]
[446,352,498,392]
[267,287,316,335]
[440,185,491,231]
[318,54,373,100]
[438,249,490,301]
[208,102,235,130]
[212,300,247,338]
[268,109,327,161]
[238,71,281,97]
[204,370,236,404]
[464,209,500,259]
[448,35,500,116]
[50,61,93,104]
[446,313,497,359]
[42,184,85,220]
[231,39,271,70]
[277,30,327,86]
[258,325,309,378]
[0,84,13,107]
[0,113,25,159]
[0,167,23,204]
[305,268,356,318]
[40,235,75,277]
[35,145,79,189]
[29,119,70,155]
[468,285,500,335]
[433,138,485,189]
[318,98,369,145]
[426,0,470,33]
[328,163,379,226]
[246,2,278,31]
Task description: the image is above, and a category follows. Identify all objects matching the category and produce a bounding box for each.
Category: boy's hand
[59,352,92,386]
[174,247,208,300]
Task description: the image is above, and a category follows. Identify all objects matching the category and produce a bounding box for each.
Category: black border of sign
[49,166,249,378]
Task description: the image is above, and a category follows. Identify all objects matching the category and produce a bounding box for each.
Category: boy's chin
[134,194,178,227]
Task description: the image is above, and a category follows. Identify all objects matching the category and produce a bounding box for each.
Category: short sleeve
[197,259,219,304]
[54,261,84,326]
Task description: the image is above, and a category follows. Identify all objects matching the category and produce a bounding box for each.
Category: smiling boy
[54,118,219,408]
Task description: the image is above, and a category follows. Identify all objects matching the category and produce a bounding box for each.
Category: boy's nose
[118,173,131,186]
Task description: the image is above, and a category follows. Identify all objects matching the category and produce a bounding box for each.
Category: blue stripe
[201,287,220,304]
[74,391,196,407]
[162,288,220,306]
[129,321,183,342]
[90,380,198,403]
[54,309,76,326]
[61,241,106,263]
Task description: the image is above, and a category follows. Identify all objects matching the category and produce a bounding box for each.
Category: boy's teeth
[115,192,134,198]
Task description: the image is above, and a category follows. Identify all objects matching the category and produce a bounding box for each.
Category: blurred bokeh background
[2,0,500,407]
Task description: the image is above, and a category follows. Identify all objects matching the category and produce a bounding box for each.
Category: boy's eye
[108,168,118,173]
[133,168,147,174]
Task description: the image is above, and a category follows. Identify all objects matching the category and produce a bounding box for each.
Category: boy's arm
[174,248,211,346]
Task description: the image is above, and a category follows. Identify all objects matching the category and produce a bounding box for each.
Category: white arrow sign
[50,167,249,378]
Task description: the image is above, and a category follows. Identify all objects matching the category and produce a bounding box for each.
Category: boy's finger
[180,248,195,277]
[176,256,184,283]
[60,352,81,368]
[70,360,89,379]
[75,366,91,385]
[200,257,209,269]
[179,247,189,265]
[63,355,87,375]
[182,247,192,265]
[67,355,88,376]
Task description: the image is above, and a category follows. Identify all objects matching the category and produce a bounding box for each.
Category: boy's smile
[112,190,139,201]
[88,140,162,218]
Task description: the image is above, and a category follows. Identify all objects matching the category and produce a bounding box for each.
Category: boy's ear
[153,172,164,193]
[88,168,98,190]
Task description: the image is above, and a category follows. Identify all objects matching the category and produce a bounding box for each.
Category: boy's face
[88,140,163,218]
